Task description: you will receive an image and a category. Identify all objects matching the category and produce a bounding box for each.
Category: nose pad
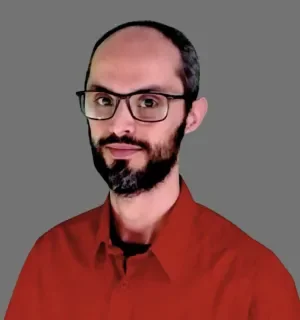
[114,99,132,118]
[109,99,135,135]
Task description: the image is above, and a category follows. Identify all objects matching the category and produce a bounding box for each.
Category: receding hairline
[87,25,184,89]
[90,25,183,69]
[84,21,200,105]
[96,25,176,49]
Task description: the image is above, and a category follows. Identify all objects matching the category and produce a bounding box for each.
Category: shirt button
[121,280,128,288]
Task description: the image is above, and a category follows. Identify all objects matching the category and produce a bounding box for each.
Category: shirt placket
[107,251,133,320]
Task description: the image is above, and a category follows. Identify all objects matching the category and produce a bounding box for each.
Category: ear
[185,97,208,134]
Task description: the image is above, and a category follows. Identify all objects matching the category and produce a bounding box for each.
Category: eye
[139,97,158,108]
[95,95,114,107]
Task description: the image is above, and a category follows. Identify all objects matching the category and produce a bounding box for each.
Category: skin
[86,26,208,244]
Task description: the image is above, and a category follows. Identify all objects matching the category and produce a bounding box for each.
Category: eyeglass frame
[75,87,190,123]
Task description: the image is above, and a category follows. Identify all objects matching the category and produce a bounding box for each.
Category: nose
[108,99,136,136]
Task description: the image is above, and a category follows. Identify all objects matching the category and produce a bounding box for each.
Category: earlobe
[185,97,208,134]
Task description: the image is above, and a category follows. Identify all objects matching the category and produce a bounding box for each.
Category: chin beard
[87,118,186,197]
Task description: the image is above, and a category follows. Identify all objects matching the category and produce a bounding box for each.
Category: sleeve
[249,250,300,319]
[4,239,43,320]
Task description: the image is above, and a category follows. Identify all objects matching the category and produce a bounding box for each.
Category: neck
[109,165,181,244]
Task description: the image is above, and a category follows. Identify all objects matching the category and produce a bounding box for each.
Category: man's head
[78,20,207,197]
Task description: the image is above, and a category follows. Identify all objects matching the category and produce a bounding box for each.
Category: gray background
[1,0,299,317]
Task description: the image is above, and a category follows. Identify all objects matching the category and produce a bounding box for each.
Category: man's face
[86,27,188,196]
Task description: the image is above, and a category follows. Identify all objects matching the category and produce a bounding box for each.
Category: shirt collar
[93,176,201,281]
[150,177,200,281]
[93,195,111,261]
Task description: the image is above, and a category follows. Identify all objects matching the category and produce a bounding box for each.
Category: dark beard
[87,118,187,197]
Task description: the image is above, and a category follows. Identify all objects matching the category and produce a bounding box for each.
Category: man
[5,20,300,320]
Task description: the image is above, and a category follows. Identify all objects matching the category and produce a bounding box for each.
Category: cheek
[159,105,184,135]
[147,123,178,146]
[88,121,107,141]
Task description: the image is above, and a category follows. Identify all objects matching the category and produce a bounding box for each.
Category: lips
[105,144,142,159]
[106,143,141,150]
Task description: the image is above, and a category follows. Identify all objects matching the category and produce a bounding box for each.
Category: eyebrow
[87,83,180,95]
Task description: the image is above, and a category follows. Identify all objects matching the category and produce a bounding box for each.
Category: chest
[42,256,252,320]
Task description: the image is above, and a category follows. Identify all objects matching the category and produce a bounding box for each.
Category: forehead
[87,27,184,93]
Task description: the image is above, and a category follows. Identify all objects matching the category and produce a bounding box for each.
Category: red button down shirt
[5,179,300,319]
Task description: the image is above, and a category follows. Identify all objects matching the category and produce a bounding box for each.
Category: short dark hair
[84,20,200,112]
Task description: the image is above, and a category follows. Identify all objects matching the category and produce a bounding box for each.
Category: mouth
[105,143,142,159]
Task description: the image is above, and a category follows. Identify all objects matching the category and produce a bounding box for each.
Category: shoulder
[30,203,104,257]
[195,202,300,316]
[193,201,296,277]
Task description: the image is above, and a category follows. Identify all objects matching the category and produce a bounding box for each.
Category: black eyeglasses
[75,88,187,123]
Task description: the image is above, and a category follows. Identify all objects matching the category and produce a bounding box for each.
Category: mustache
[96,134,150,151]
